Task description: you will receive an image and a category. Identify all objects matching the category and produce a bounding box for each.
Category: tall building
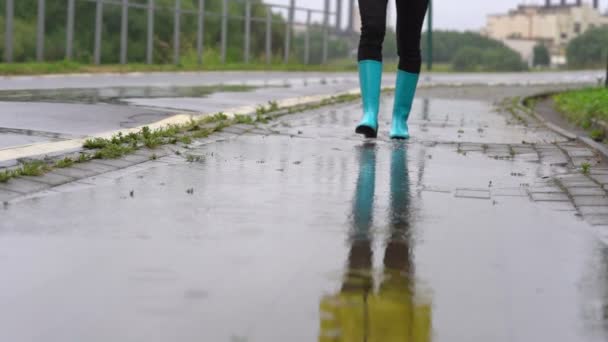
[483,1,608,65]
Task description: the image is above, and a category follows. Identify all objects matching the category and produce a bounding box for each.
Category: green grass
[54,157,75,168]
[582,162,592,175]
[553,87,608,128]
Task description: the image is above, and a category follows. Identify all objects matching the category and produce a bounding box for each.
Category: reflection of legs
[355,0,388,138]
[384,142,412,279]
[318,144,377,342]
[343,143,377,293]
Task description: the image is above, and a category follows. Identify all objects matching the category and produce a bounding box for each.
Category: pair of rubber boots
[355,60,419,139]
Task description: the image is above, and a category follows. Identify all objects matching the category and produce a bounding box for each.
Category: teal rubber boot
[356,60,383,138]
[390,70,420,139]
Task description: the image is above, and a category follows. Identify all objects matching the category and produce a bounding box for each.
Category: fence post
[197,0,205,65]
[146,0,154,64]
[120,0,129,64]
[266,7,272,65]
[322,0,329,64]
[304,10,311,65]
[94,0,103,65]
[347,0,354,33]
[605,52,608,88]
[66,0,75,60]
[174,0,181,65]
[426,0,433,71]
[221,0,228,64]
[284,0,295,64]
[244,0,251,63]
[4,0,13,63]
[37,0,46,62]
[335,0,342,32]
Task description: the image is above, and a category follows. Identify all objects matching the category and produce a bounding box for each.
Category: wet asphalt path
[1,86,608,341]
[0,70,603,151]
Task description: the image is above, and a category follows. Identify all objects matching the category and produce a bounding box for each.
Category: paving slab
[0,188,20,202]
[0,178,50,194]
[567,187,606,196]
[20,173,75,186]
[530,192,570,202]
[573,196,608,207]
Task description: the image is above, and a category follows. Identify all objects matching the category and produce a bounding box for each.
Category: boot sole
[355,125,378,138]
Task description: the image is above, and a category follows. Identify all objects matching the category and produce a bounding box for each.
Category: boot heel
[356,125,378,138]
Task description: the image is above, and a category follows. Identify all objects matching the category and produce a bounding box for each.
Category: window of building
[561,33,568,39]
[574,22,581,34]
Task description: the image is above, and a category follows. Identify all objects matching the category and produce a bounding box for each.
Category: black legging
[358,0,429,74]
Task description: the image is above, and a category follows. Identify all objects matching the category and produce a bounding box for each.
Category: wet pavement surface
[2,85,608,341]
[0,70,604,152]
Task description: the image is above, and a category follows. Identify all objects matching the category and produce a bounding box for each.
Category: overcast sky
[265,0,603,30]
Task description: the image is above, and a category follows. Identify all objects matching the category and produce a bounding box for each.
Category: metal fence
[2,0,350,65]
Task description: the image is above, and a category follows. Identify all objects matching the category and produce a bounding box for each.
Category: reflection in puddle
[319,142,432,341]
[0,84,262,104]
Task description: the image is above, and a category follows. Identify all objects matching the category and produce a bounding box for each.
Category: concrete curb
[520,93,608,160]
[0,88,361,164]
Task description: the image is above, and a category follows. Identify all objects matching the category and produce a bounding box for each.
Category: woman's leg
[355,0,388,138]
[390,0,429,139]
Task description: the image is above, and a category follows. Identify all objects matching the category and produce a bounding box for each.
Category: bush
[533,44,550,67]
[566,27,608,69]
[452,46,527,72]
[421,31,508,64]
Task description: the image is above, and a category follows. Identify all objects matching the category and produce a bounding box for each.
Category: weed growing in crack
[94,144,134,159]
[78,153,93,163]
[234,114,255,124]
[20,160,51,176]
[83,137,110,149]
[0,169,17,183]
[55,157,75,168]
[179,136,193,145]
[581,162,591,175]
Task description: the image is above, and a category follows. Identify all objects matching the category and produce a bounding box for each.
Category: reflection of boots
[356,60,383,138]
[390,70,420,139]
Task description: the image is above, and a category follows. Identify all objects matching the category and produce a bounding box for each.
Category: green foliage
[566,27,608,69]
[55,157,75,168]
[234,114,255,124]
[0,0,352,65]
[581,162,591,175]
[83,138,110,149]
[553,87,608,125]
[533,44,550,67]
[416,31,528,72]
[0,169,18,183]
[421,31,510,64]
[590,129,605,142]
[94,144,134,159]
[20,160,50,177]
[292,26,350,65]
[452,46,527,72]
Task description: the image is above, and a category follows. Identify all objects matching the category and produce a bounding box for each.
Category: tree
[533,44,550,67]
[566,26,608,69]
[452,47,484,71]
[452,46,527,72]
[0,0,291,64]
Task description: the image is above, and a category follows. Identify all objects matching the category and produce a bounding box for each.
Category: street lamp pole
[426,0,433,71]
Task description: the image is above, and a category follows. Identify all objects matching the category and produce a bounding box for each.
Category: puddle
[0,84,265,105]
